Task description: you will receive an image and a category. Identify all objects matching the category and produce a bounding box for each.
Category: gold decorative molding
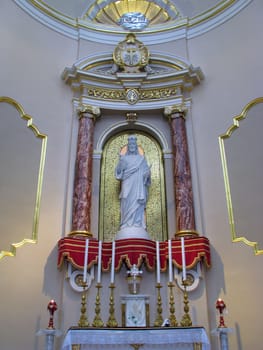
[175,230,199,237]
[219,97,263,255]
[86,88,125,101]
[140,87,178,100]
[125,112,137,123]
[86,86,178,102]
[68,230,93,238]
[0,96,47,260]
[129,344,144,350]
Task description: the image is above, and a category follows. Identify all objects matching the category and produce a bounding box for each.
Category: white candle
[83,239,89,283]
[156,241,161,284]
[181,237,187,281]
[168,239,173,282]
[97,240,102,284]
[110,241,115,284]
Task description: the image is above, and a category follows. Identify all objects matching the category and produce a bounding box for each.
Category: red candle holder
[47,299,58,329]
[216,298,226,327]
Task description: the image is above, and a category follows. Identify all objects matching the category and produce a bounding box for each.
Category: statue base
[116,226,151,240]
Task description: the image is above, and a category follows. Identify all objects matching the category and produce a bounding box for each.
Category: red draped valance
[57,236,211,272]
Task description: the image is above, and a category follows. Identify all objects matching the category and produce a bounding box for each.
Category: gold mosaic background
[99,131,167,242]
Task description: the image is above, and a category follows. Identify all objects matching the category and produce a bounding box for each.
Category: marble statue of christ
[115,135,151,240]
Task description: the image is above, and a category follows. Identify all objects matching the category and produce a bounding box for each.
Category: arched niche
[99,130,167,242]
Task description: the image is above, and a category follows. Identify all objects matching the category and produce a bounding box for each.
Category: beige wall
[1,0,263,349]
[187,1,263,349]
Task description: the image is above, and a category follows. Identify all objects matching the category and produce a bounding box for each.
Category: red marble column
[70,106,100,237]
[165,106,198,237]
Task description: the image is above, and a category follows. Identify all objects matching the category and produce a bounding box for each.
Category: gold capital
[77,105,101,119]
[164,105,188,120]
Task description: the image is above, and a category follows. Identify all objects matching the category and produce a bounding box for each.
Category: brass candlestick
[78,282,89,327]
[180,280,192,327]
[168,282,178,326]
[92,283,104,327]
[154,283,164,326]
[106,283,118,327]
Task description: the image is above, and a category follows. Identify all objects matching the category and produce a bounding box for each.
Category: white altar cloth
[61,327,210,350]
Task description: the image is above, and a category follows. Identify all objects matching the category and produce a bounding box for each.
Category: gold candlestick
[106,283,118,327]
[154,283,164,326]
[92,283,104,327]
[168,282,178,326]
[180,280,192,327]
[78,283,89,327]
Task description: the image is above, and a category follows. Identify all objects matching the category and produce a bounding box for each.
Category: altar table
[61,327,210,350]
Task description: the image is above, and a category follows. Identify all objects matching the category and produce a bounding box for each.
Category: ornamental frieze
[87,88,126,100]
[140,87,177,100]
[86,86,178,103]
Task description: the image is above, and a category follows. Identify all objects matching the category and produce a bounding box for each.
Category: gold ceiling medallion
[0,97,47,260]
[219,97,263,255]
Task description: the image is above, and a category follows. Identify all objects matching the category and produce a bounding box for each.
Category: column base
[67,230,93,237]
[174,229,199,237]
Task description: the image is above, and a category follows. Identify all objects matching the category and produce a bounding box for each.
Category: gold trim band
[68,230,93,238]
[175,230,199,237]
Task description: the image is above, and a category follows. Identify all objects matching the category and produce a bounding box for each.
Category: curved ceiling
[15,0,251,42]
[27,0,234,24]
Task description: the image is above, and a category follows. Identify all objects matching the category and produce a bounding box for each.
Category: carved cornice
[62,41,204,110]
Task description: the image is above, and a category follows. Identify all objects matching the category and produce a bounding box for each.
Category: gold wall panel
[0,97,47,260]
[219,97,263,255]
[99,131,167,242]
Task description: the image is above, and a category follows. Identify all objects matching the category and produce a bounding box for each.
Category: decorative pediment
[62,35,203,109]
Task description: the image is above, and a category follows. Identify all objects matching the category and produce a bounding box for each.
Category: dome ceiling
[15,0,251,41]
[28,0,232,24]
[87,0,179,26]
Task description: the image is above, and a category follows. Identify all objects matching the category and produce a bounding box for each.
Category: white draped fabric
[61,327,210,350]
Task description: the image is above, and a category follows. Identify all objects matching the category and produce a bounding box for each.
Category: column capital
[164,105,188,120]
[77,105,101,119]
